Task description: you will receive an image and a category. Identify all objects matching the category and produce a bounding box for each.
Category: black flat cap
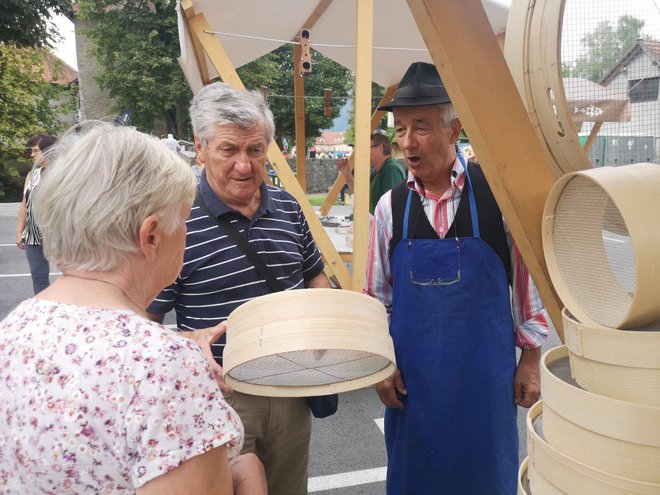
[379,62,451,111]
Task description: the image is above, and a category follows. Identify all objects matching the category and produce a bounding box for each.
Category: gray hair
[190,82,275,147]
[34,122,197,272]
[438,103,458,127]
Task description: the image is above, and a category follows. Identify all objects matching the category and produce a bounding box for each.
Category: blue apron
[385,159,518,494]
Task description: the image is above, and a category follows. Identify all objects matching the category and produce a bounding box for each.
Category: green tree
[237,46,353,146]
[77,0,192,136]
[343,82,387,146]
[571,15,645,82]
[0,45,74,171]
[0,0,72,48]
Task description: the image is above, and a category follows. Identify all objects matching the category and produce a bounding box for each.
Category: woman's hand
[15,231,25,249]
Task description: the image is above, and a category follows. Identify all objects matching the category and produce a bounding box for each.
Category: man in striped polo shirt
[148,82,331,495]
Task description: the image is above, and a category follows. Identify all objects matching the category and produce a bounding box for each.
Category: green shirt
[370,157,406,214]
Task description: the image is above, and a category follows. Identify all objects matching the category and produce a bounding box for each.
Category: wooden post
[293,44,307,192]
[407,0,565,339]
[351,0,374,292]
[319,85,397,216]
[584,122,602,153]
[186,12,351,290]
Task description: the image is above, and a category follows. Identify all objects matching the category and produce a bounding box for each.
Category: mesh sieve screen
[553,176,635,327]
[227,350,391,386]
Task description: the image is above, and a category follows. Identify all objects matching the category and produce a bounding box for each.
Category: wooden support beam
[186,12,352,290]
[584,122,602,153]
[296,0,334,35]
[180,0,210,86]
[319,85,397,216]
[351,0,374,292]
[293,44,307,192]
[407,0,564,339]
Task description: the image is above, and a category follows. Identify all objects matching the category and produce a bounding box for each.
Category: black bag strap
[195,189,285,293]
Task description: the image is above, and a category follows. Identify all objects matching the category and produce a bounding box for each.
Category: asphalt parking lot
[0,201,560,493]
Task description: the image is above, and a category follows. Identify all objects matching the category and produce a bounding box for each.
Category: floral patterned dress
[0,298,243,493]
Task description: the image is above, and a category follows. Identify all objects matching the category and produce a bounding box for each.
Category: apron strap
[402,189,413,240]
[458,154,481,239]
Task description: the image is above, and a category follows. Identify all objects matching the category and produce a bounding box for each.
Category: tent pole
[351,0,374,292]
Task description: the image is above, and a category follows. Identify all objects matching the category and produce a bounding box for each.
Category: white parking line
[308,467,387,492]
[306,418,387,491]
[0,272,62,277]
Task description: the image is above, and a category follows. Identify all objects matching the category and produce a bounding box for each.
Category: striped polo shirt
[147,173,324,360]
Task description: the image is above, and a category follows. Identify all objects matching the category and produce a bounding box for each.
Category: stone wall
[285,158,407,193]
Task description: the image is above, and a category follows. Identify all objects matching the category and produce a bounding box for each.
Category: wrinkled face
[393,105,460,184]
[195,123,269,208]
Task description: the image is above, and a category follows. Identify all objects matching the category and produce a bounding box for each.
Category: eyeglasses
[408,237,461,286]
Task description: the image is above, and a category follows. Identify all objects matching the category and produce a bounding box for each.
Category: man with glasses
[336,131,405,214]
[364,62,549,494]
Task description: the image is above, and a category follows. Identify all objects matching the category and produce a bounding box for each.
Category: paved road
[0,201,561,493]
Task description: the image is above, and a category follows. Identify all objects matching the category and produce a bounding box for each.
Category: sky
[50,13,77,70]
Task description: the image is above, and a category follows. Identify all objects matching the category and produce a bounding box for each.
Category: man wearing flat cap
[364,62,550,493]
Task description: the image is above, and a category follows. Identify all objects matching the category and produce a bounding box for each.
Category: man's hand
[375,368,407,409]
[184,323,233,394]
[514,347,542,408]
[336,157,350,177]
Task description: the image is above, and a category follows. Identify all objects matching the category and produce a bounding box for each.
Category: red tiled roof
[43,51,78,85]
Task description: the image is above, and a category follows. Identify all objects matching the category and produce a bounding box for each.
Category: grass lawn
[307,193,328,206]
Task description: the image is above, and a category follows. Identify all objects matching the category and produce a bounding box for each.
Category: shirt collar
[405,152,467,200]
[199,169,274,217]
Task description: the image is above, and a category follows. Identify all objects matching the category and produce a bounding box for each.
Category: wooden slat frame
[293,43,307,191]
[407,0,564,338]
[185,11,351,290]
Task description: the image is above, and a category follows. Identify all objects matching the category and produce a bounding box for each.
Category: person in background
[336,131,406,214]
[163,133,180,153]
[147,82,331,495]
[15,134,56,294]
[0,122,266,495]
[366,62,549,494]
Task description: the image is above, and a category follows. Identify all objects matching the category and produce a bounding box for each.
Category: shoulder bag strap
[195,189,285,293]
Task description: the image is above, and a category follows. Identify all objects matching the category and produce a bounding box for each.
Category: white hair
[189,82,275,147]
[34,122,197,272]
[438,103,458,127]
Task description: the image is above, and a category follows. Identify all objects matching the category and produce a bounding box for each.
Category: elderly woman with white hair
[0,123,266,494]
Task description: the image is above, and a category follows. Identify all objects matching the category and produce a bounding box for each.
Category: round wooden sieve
[527,400,660,494]
[563,309,660,407]
[223,289,396,397]
[542,163,660,329]
[541,346,660,484]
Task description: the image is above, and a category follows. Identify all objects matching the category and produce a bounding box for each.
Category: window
[628,77,659,103]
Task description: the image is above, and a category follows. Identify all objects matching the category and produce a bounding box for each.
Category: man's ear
[450,118,463,144]
[138,215,161,262]
[194,135,206,162]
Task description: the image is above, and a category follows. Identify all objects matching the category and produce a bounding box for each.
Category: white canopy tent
[177,0,510,93]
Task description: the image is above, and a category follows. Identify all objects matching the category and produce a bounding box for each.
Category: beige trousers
[226,391,311,495]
